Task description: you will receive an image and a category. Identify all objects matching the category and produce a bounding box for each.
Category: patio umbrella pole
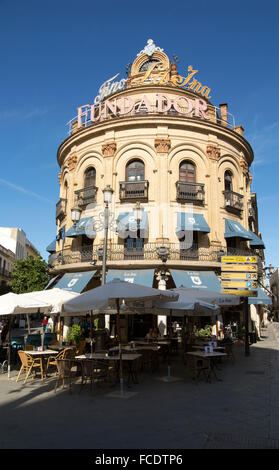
[90,311,93,354]
[7,315,13,379]
[116,298,124,396]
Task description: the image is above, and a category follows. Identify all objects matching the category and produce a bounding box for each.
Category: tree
[11,255,49,294]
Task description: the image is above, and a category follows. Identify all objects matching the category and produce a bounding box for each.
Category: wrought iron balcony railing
[176,181,205,204]
[119,180,149,201]
[51,243,254,267]
[223,190,243,212]
[56,198,67,221]
[74,186,98,207]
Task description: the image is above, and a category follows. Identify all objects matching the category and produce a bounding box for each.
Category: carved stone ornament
[154,138,171,153]
[102,142,117,157]
[58,172,62,184]
[68,155,78,171]
[240,159,249,175]
[137,39,164,57]
[206,145,221,161]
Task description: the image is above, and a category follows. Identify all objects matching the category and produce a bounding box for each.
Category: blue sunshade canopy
[224,219,253,240]
[248,231,265,249]
[106,269,154,287]
[176,213,210,237]
[65,217,96,238]
[54,270,96,293]
[117,212,148,239]
[46,239,56,254]
[171,270,222,292]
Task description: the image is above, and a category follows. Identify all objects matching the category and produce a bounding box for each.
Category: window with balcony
[176,161,204,204]
[124,234,144,260]
[179,232,199,260]
[223,170,243,212]
[75,167,97,206]
[120,159,148,201]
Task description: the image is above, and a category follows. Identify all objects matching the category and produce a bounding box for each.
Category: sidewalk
[1,323,279,449]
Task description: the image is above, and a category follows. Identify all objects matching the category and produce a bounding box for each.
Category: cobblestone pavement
[1,323,279,449]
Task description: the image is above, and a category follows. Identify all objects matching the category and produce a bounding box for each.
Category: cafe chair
[25,344,34,351]
[75,340,86,356]
[46,347,75,375]
[223,343,235,364]
[79,359,109,393]
[54,358,78,393]
[16,350,44,384]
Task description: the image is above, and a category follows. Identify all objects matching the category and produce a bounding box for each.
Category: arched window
[179,161,196,183]
[224,170,233,191]
[84,167,96,188]
[126,160,145,182]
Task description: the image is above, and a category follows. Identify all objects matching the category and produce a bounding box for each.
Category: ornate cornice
[68,155,78,171]
[154,138,171,153]
[240,158,249,175]
[102,142,117,157]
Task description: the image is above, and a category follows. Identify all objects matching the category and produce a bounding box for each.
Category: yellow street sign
[221,272,258,280]
[221,264,258,272]
[221,281,258,289]
[221,289,258,297]
[221,256,258,264]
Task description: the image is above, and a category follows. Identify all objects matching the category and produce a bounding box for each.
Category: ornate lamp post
[101,185,114,285]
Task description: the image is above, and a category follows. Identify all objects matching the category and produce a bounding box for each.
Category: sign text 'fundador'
[77,94,210,128]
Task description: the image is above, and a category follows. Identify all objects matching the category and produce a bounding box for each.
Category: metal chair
[79,359,109,393]
[187,355,211,384]
[54,358,79,393]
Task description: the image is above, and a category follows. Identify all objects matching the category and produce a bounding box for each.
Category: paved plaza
[1,323,279,449]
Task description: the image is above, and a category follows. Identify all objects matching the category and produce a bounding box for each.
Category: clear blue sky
[0,0,278,268]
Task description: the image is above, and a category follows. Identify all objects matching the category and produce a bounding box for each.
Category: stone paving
[1,323,279,449]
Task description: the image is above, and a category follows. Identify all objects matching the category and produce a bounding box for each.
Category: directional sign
[221,280,258,289]
[221,264,258,272]
[221,256,258,264]
[221,272,258,280]
[221,289,258,297]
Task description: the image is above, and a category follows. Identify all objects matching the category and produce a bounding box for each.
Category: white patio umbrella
[62,279,178,397]
[0,292,51,316]
[173,287,240,307]
[20,287,80,314]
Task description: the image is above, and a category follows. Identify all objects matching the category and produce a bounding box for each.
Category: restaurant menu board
[221,256,258,297]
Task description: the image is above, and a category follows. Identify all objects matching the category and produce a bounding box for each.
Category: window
[84,167,96,188]
[126,160,145,182]
[224,170,233,191]
[179,161,196,183]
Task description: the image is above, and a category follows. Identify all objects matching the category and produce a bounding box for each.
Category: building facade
[48,40,266,338]
[0,244,15,289]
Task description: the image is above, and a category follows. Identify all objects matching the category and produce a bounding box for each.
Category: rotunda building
[47,40,265,339]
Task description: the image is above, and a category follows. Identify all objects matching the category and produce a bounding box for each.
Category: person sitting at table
[220,331,233,344]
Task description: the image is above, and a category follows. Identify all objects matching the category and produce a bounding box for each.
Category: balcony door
[124,234,144,260]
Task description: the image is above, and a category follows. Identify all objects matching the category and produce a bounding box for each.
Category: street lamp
[71,205,82,226]
[101,185,114,285]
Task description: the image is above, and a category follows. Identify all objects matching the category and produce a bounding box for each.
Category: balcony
[74,186,98,207]
[52,243,254,267]
[56,198,67,221]
[176,182,205,204]
[119,180,149,201]
[223,190,243,213]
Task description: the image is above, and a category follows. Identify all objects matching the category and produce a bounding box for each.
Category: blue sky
[0,0,278,268]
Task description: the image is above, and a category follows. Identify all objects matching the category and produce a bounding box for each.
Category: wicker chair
[16,350,44,384]
[46,347,75,375]
[75,341,86,356]
[54,358,79,393]
[79,359,109,393]
[187,355,211,384]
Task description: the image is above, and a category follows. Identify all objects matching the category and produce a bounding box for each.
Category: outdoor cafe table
[23,349,59,380]
[192,345,226,351]
[75,353,142,386]
[186,351,227,382]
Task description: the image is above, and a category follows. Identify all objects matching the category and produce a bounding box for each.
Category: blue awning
[65,218,96,238]
[224,219,253,240]
[56,225,66,242]
[171,270,221,292]
[44,275,61,290]
[54,270,96,293]
[248,231,265,249]
[248,287,272,305]
[106,269,155,287]
[117,211,148,239]
[46,239,56,254]
[176,213,210,237]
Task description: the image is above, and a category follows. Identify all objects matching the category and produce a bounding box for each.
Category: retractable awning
[65,217,96,238]
[46,239,56,254]
[224,219,253,241]
[117,212,149,238]
[248,287,272,305]
[171,269,222,292]
[54,270,96,293]
[248,231,265,249]
[176,213,210,238]
[105,269,155,287]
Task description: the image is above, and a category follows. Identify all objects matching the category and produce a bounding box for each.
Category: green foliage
[66,325,82,345]
[11,255,49,294]
[194,324,213,338]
